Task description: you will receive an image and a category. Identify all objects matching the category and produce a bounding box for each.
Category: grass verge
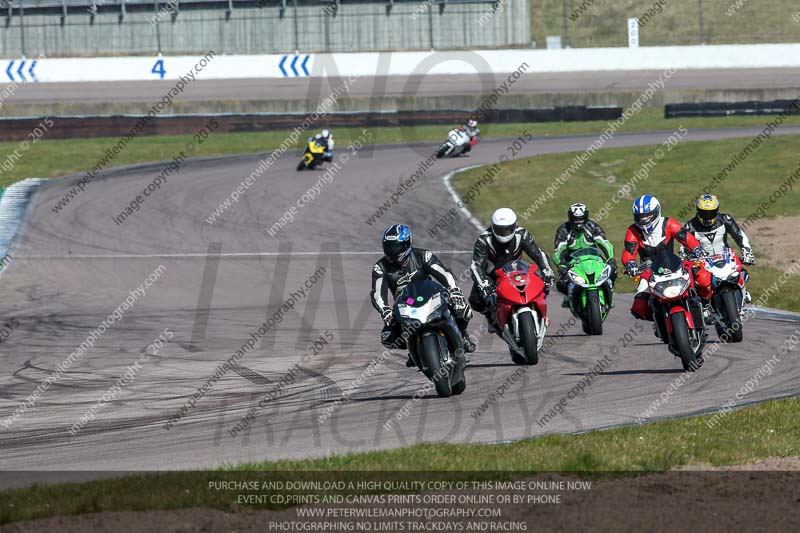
[531,0,800,47]
[3,108,800,189]
[453,133,800,311]
[1,396,799,524]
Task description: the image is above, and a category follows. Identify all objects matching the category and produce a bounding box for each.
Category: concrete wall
[1,1,531,57]
[18,43,800,83]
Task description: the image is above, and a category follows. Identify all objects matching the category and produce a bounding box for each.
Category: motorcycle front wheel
[586,290,604,336]
[671,313,701,372]
[419,334,452,398]
[718,290,743,343]
[518,312,539,365]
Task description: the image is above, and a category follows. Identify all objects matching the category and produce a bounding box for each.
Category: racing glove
[692,246,708,260]
[478,282,494,300]
[448,287,467,312]
[624,261,639,278]
[543,274,555,287]
[380,307,393,326]
[606,258,618,281]
[741,247,755,265]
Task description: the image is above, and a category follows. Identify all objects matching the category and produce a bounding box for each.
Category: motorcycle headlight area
[651,276,690,299]
[596,264,613,284]
[396,293,445,321]
[568,270,587,285]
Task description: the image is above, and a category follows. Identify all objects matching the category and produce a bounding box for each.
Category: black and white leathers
[470,227,554,290]
[371,248,460,314]
[682,214,752,257]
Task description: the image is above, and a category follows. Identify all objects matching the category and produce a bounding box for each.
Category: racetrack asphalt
[4,68,800,104]
[1,125,800,485]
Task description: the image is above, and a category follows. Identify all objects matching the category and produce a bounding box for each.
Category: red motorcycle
[640,249,707,372]
[490,259,549,365]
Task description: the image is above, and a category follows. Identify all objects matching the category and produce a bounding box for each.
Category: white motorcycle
[704,247,746,343]
[436,128,472,158]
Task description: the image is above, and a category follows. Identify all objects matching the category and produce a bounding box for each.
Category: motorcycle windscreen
[649,249,685,276]
[569,248,603,261]
[495,259,546,308]
[707,247,734,268]
[395,280,447,322]
[497,259,533,280]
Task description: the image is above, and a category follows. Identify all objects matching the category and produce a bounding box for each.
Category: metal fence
[2,0,528,56]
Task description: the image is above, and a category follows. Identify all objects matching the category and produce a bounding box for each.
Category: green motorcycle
[565,247,615,335]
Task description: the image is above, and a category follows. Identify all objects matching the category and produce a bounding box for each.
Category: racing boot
[462,334,476,353]
[405,354,415,368]
[702,299,714,325]
[486,315,499,334]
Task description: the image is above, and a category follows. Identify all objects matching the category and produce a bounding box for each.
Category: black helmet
[382,224,412,264]
[568,203,588,228]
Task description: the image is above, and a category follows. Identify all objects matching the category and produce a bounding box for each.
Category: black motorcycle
[393,279,467,397]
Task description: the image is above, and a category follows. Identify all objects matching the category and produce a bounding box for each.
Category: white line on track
[442,166,486,231]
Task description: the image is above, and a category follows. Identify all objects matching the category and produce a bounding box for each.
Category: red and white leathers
[622,217,713,321]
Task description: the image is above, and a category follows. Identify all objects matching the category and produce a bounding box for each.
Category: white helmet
[321,129,330,138]
[491,207,517,243]
[467,119,477,129]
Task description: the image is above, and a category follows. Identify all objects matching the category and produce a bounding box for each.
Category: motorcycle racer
[371,224,475,366]
[460,119,480,153]
[622,195,713,322]
[553,203,617,307]
[312,129,334,162]
[680,194,754,302]
[469,208,554,330]
[465,119,479,140]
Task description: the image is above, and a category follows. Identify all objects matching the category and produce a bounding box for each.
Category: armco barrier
[0,107,622,141]
[665,100,800,118]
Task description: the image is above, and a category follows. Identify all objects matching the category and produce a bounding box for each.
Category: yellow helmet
[696,194,720,227]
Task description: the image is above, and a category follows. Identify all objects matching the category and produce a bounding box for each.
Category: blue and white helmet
[382,224,412,264]
[632,195,662,234]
